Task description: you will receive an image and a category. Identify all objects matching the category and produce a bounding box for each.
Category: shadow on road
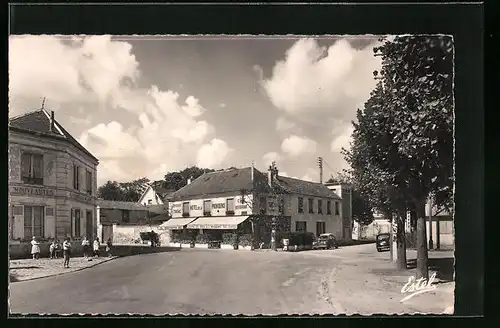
[406,257,455,282]
[10,266,40,270]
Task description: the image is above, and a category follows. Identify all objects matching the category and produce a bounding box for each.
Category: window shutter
[45,208,55,238]
[13,214,24,239]
[71,208,75,237]
[81,212,86,237]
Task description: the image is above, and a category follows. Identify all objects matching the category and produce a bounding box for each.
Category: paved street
[9,244,454,315]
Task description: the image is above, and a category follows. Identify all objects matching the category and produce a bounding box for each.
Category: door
[102,224,113,243]
[86,211,93,238]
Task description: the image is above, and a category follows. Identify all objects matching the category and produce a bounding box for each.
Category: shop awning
[158,217,198,230]
[186,216,250,230]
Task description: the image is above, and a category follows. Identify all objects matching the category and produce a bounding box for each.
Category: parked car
[376,233,391,252]
[313,233,338,250]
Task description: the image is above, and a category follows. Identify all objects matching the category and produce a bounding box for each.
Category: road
[9,244,454,315]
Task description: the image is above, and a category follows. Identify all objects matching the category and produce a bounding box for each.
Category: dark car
[376,233,391,252]
[313,233,338,250]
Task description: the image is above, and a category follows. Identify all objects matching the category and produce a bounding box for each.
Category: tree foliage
[158,166,216,192]
[344,36,454,278]
[97,178,150,202]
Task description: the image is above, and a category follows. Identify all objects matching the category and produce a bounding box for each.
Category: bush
[238,234,253,247]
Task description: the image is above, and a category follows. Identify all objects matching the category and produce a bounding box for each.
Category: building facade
[96,200,169,244]
[162,164,344,246]
[8,109,99,247]
[325,183,353,240]
[138,184,173,206]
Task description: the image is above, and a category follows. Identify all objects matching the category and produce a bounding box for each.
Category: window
[148,199,153,205]
[260,197,267,215]
[21,153,43,185]
[73,165,80,190]
[122,210,130,223]
[278,198,284,215]
[335,202,340,215]
[318,200,323,214]
[327,201,332,215]
[203,200,212,216]
[73,209,81,237]
[316,221,326,236]
[226,198,235,214]
[24,206,44,238]
[298,197,304,213]
[308,198,314,214]
[86,170,92,194]
[182,202,190,217]
[295,221,307,232]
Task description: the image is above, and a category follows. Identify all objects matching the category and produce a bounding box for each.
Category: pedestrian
[106,237,113,257]
[93,237,100,257]
[49,239,57,259]
[81,235,90,258]
[54,239,62,258]
[63,237,72,268]
[31,236,40,260]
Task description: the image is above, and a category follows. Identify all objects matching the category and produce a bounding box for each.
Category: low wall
[9,242,180,259]
[111,224,170,245]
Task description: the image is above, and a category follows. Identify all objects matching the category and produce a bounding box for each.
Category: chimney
[187,177,192,185]
[50,111,55,132]
[251,161,255,181]
[268,165,273,187]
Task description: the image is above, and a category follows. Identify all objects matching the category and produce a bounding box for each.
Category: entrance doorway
[86,210,93,238]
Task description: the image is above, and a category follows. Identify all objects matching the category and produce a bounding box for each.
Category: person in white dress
[93,237,100,257]
[31,236,41,260]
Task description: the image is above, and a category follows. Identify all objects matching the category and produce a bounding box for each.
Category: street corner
[9,256,117,282]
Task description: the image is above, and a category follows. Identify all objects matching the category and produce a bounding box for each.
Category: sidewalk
[9,256,117,282]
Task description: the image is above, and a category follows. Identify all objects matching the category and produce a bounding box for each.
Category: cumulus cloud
[281,135,317,157]
[301,168,319,183]
[262,151,283,166]
[263,37,382,176]
[219,103,227,108]
[9,35,231,184]
[196,138,233,168]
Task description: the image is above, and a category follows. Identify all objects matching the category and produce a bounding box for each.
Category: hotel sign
[9,186,55,197]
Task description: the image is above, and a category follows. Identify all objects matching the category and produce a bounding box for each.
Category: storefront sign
[212,203,225,209]
[9,186,55,197]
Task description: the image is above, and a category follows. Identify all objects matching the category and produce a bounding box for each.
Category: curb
[9,256,118,283]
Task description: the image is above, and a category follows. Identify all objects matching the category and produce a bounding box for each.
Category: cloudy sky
[9,35,383,186]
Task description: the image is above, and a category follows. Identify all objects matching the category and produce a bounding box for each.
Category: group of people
[30,235,113,269]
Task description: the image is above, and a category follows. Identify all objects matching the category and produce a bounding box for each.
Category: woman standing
[30,236,40,260]
[63,237,72,268]
[106,238,113,257]
[81,235,90,258]
[93,237,100,257]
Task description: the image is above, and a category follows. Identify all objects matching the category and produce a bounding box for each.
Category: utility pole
[428,195,434,250]
[318,157,323,184]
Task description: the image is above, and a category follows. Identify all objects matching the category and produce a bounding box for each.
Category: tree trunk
[396,210,407,269]
[415,201,429,279]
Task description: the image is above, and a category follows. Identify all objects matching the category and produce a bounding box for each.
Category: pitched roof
[169,167,274,201]
[97,199,149,210]
[169,167,340,201]
[275,176,341,200]
[9,109,98,162]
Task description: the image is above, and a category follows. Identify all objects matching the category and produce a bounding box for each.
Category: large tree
[345,36,454,278]
[97,178,150,202]
[158,166,216,192]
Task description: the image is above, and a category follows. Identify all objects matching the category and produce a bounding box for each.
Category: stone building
[8,109,99,252]
[163,164,343,249]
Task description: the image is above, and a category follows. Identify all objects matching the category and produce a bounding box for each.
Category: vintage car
[376,233,391,252]
[312,233,338,250]
[139,231,161,247]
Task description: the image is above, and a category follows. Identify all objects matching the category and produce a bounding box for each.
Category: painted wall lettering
[9,186,55,197]
[212,203,225,209]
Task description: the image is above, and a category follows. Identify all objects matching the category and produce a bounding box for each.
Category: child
[49,240,57,259]
[31,236,40,260]
[81,235,90,258]
[106,238,113,257]
[63,237,72,268]
[93,237,100,257]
